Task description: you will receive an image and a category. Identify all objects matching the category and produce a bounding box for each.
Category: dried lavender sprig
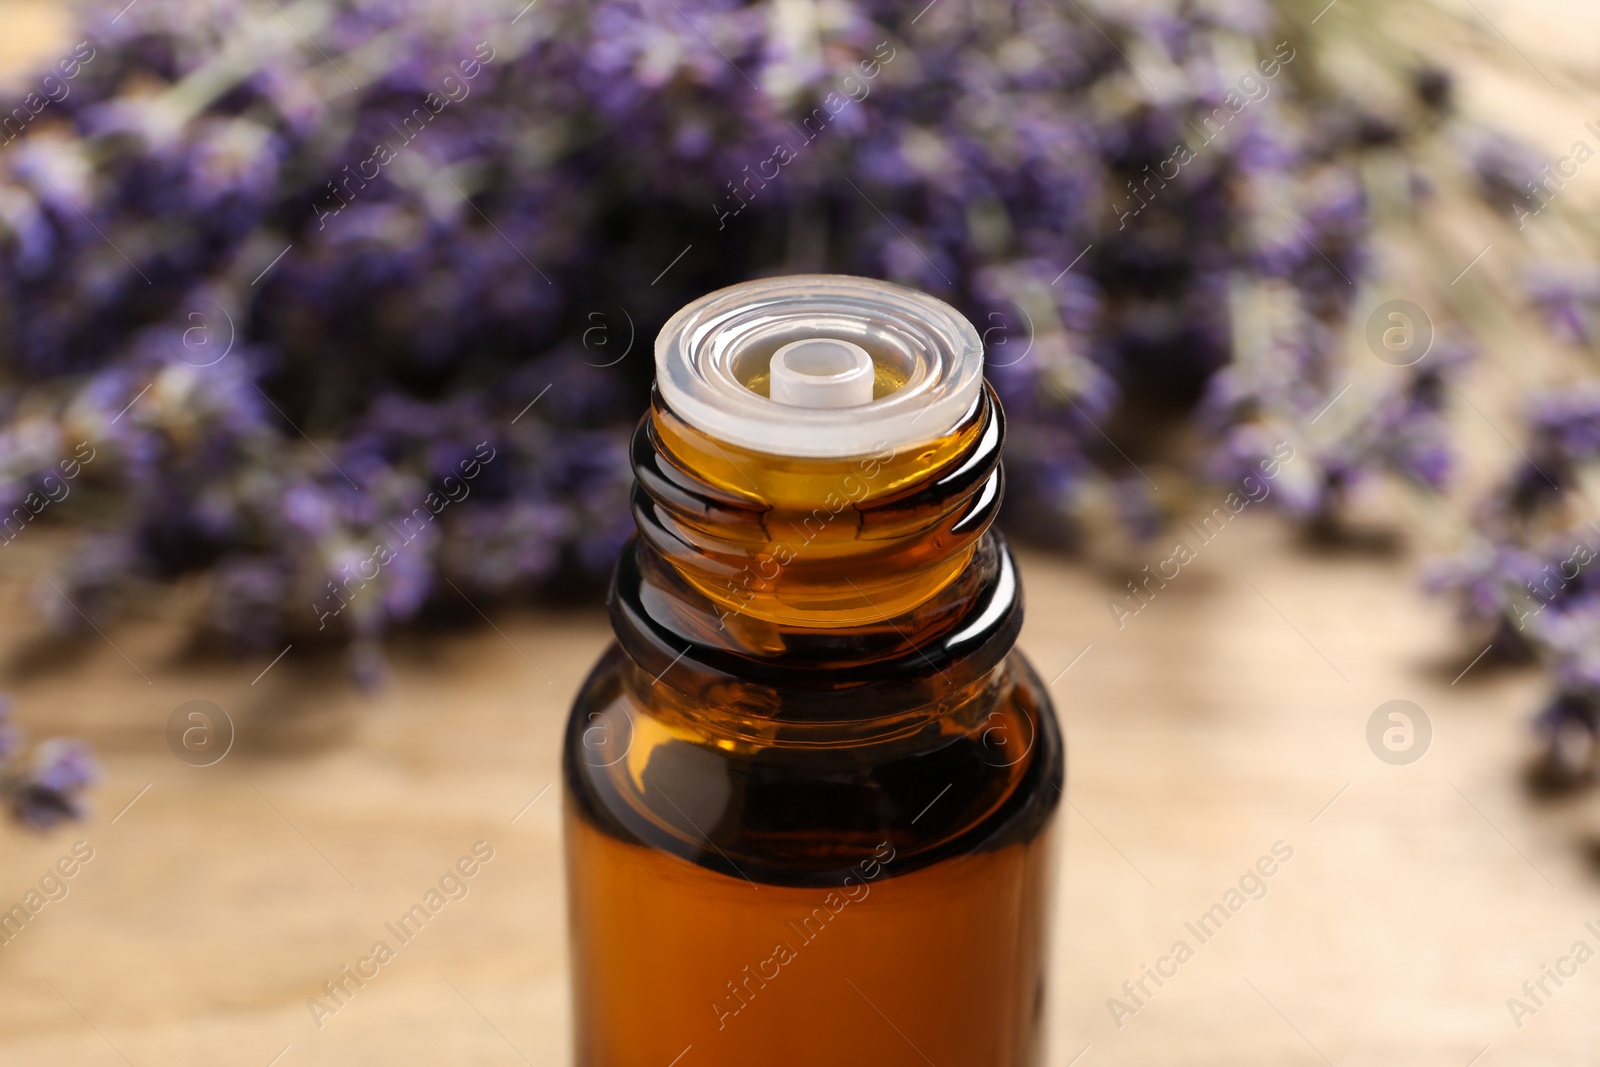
[0,0,1437,684]
[0,696,97,830]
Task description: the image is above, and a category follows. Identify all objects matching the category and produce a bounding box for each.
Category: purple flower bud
[9,739,97,830]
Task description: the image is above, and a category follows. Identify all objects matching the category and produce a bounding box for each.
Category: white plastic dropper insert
[655,275,984,458]
[768,338,875,408]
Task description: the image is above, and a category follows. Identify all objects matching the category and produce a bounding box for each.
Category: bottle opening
[769,338,875,408]
[655,274,984,458]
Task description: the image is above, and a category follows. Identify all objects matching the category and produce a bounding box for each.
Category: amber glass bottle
[563,275,1062,1066]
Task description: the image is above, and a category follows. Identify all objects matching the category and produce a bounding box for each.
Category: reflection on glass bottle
[564,275,1063,1066]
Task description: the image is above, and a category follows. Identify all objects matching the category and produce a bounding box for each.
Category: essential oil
[563,275,1063,1065]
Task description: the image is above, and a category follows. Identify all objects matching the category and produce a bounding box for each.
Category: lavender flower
[0,697,96,830]
[1525,264,1600,348]
[0,0,1445,681]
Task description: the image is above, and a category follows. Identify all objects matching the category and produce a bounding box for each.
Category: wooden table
[0,515,1590,1066]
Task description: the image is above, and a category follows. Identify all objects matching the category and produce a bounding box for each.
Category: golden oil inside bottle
[563,275,1062,1066]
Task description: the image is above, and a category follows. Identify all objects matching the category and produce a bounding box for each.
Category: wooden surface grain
[1,1,1599,1064]
[0,515,1592,1066]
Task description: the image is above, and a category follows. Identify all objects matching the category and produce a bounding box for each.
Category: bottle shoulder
[563,644,1062,887]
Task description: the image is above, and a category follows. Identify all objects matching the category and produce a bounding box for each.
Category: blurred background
[0,0,1599,1061]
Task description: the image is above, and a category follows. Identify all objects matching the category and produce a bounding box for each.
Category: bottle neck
[611,384,1020,716]
[638,385,998,627]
